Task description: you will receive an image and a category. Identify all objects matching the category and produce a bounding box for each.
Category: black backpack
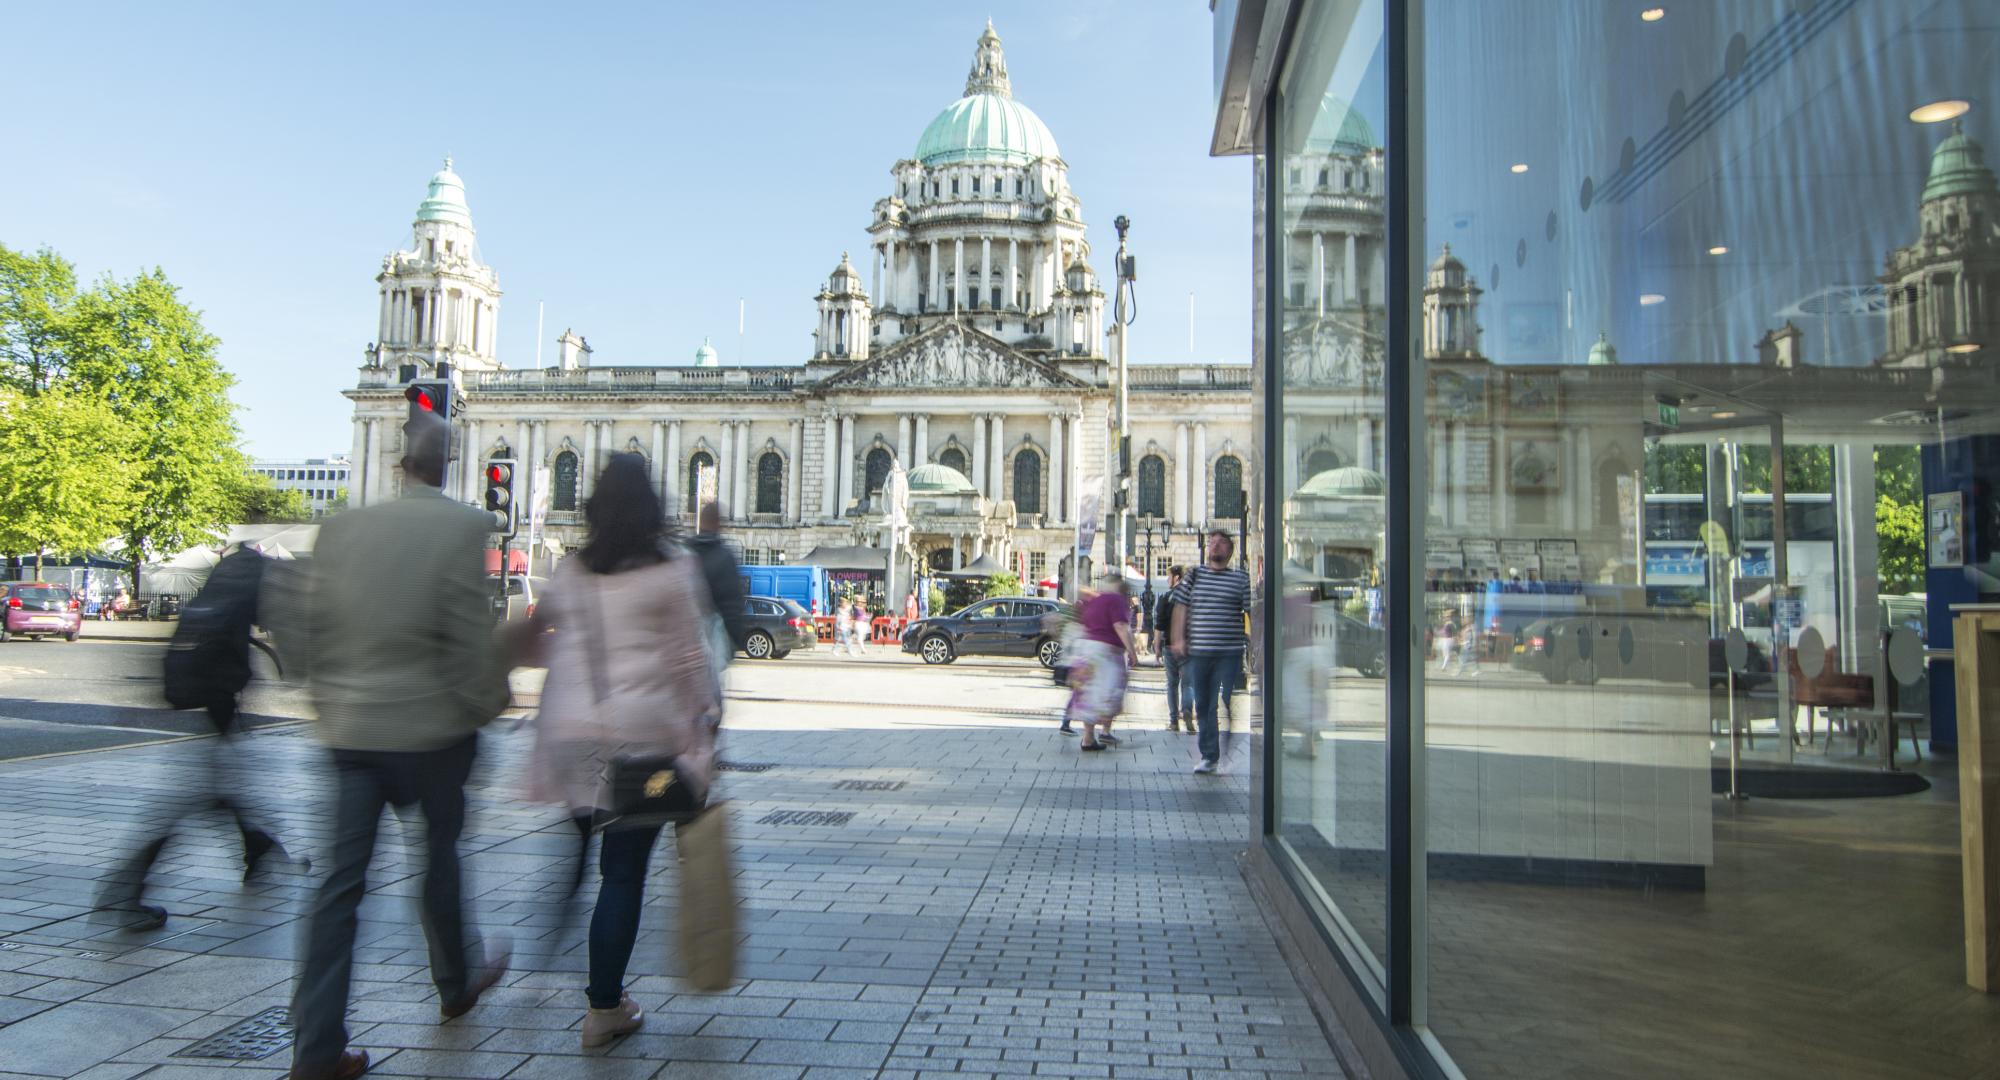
[163,550,264,710]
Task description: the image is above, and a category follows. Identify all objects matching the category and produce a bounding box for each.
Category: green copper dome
[1299,466,1385,498]
[915,23,1060,167]
[908,462,977,493]
[1305,93,1378,155]
[1587,332,1619,366]
[415,157,472,228]
[916,94,1060,167]
[1923,123,1996,203]
[694,337,718,367]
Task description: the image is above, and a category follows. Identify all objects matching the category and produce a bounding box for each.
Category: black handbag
[581,572,705,831]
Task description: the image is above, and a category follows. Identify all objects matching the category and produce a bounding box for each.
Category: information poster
[1499,539,1542,576]
[1460,539,1500,576]
[1929,491,1964,568]
[1538,538,1582,581]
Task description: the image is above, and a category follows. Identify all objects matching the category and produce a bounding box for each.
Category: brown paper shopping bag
[676,801,739,992]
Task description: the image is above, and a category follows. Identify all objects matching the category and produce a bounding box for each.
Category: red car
[1,582,83,643]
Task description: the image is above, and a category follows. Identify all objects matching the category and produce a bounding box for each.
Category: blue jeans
[293,734,477,1069]
[1184,650,1243,764]
[1162,650,1189,723]
[586,822,665,1008]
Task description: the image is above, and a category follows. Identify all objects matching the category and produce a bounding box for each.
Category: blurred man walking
[288,413,510,1080]
[1171,531,1251,775]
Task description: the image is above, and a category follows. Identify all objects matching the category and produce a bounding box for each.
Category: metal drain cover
[718,761,776,773]
[833,780,906,791]
[174,1006,291,1060]
[756,809,855,827]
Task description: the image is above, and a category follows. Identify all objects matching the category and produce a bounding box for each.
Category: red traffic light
[486,463,511,484]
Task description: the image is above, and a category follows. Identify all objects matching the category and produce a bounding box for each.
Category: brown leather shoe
[439,941,512,1021]
[290,1048,368,1080]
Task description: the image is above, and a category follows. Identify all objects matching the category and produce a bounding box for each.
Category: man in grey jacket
[288,413,510,1080]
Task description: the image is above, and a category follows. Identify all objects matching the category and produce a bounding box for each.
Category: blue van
[740,565,831,615]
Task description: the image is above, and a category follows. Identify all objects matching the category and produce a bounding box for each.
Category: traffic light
[483,458,517,535]
[404,379,452,425]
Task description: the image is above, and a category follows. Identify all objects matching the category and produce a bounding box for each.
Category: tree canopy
[0,388,139,577]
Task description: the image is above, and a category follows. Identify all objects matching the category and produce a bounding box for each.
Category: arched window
[1213,456,1245,518]
[1304,448,1342,476]
[552,451,579,512]
[755,452,783,514]
[1013,449,1042,515]
[687,451,716,515]
[1137,455,1167,518]
[864,447,892,496]
[939,446,968,475]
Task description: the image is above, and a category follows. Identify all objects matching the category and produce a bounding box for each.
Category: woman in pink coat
[514,453,720,1048]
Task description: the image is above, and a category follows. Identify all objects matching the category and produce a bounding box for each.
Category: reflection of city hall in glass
[1218,1,2000,1078]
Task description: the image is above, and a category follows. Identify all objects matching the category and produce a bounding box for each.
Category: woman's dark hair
[579,453,676,574]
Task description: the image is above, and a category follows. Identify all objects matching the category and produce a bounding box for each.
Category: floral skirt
[1065,638,1128,726]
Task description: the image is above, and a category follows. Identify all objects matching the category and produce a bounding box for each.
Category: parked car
[0,582,83,643]
[902,596,1068,667]
[1510,615,1770,689]
[739,596,815,659]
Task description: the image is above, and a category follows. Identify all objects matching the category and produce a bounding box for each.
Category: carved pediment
[1282,316,1386,389]
[822,323,1087,391]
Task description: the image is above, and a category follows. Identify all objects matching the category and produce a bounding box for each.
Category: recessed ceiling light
[1641,7,1666,22]
[1639,293,1666,306]
[1712,411,1737,419]
[1707,245,1729,256]
[1510,163,1529,174]
[1947,342,1981,354]
[1910,99,1972,124]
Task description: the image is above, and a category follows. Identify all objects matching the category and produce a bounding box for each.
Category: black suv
[902,596,1067,667]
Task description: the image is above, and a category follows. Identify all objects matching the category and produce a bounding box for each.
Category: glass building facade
[1214,2,2000,1075]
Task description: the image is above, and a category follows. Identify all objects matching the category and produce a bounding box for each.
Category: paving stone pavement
[0,681,1341,1079]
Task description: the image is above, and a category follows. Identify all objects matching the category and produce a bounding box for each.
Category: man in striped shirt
[1171,530,1251,774]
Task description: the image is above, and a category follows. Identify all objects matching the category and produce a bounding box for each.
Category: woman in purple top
[1066,574,1139,750]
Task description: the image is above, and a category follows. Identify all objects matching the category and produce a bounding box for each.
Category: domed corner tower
[371,157,504,376]
[861,21,1102,359]
[1422,244,1484,360]
[1881,121,2000,367]
[1282,90,1387,329]
[812,253,873,363]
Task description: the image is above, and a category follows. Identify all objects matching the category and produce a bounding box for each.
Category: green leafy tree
[0,245,77,394]
[327,487,350,514]
[984,570,1024,598]
[1644,444,1705,494]
[0,388,138,578]
[229,470,313,524]
[1736,444,1833,494]
[60,269,241,594]
[1877,494,1925,595]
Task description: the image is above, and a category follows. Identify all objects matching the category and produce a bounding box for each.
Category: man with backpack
[101,542,300,930]
[1155,565,1189,731]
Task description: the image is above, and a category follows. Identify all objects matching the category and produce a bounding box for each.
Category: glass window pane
[1419,2,1998,1075]
[1271,0,1391,985]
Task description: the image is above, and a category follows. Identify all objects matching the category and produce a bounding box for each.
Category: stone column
[1344,234,1358,303]
[358,418,377,507]
[980,236,991,308]
[650,420,667,499]
[915,414,930,465]
[1068,413,1083,524]
[989,414,1006,501]
[1049,412,1065,524]
[1175,422,1191,522]
[580,423,596,501]
[838,414,856,513]
[787,419,803,524]
[822,414,839,519]
[929,240,941,310]
[349,418,368,507]
[712,422,728,514]
[665,420,682,516]
[1834,444,1882,705]
[463,419,482,501]
[885,239,898,310]
[972,413,988,495]
[1314,233,1326,317]
[1009,238,1020,309]
[1193,422,1209,524]
[735,421,751,522]
[527,421,545,533]
[1358,419,1374,472]
[377,287,390,344]
[954,238,965,311]
[898,414,912,464]
[871,249,881,307]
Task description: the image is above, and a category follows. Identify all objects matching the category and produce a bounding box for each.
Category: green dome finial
[1587,331,1619,366]
[916,24,1058,167]
[694,336,719,367]
[415,157,472,228]
[1923,121,1996,203]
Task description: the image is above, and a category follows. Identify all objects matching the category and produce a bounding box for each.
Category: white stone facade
[344,25,1254,589]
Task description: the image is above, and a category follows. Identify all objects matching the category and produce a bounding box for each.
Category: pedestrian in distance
[834,595,856,656]
[852,596,872,652]
[1437,612,1459,673]
[688,503,749,683]
[509,453,722,1049]
[100,542,304,930]
[288,412,512,1080]
[1154,565,1191,732]
[1066,573,1139,750]
[1171,530,1252,775]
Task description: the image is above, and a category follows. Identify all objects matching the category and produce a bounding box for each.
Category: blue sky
[3,2,1249,457]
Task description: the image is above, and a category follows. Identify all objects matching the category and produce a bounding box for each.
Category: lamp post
[1138,517,1171,632]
